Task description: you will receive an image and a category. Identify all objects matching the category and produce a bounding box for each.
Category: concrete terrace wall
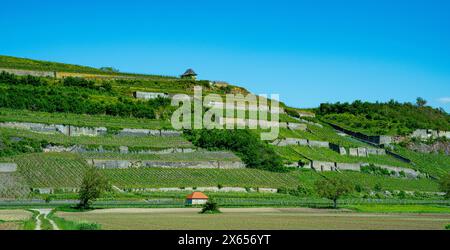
[305,160,421,178]
[87,159,245,169]
[218,117,307,131]
[205,101,284,114]
[130,187,278,193]
[0,68,56,77]
[0,163,17,173]
[360,163,420,178]
[0,121,181,137]
[270,138,328,148]
[133,91,170,100]
[329,143,385,157]
[118,128,182,137]
[327,123,392,145]
[411,129,450,140]
[0,122,107,136]
[43,145,195,154]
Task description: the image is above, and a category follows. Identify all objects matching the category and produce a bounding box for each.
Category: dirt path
[31,209,59,230]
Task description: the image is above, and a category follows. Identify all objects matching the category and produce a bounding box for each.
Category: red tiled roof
[186,191,208,199]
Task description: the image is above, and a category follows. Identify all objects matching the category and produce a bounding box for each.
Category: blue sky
[1,0,450,111]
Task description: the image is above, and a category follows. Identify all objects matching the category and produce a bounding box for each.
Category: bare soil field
[57,207,450,230]
[0,209,31,221]
[0,209,31,230]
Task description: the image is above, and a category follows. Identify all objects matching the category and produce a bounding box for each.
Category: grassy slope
[393,147,450,178]
[1,152,438,191]
[318,102,450,136]
[0,127,192,149]
[0,108,171,129]
[80,151,241,162]
[0,55,175,79]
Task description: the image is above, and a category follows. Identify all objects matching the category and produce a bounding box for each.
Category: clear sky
[1,0,449,112]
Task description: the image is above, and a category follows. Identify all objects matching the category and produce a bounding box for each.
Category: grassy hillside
[317,100,450,135]
[0,55,175,79]
[0,127,193,149]
[0,108,171,130]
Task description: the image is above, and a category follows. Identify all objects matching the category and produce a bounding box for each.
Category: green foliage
[21,210,39,230]
[315,177,353,208]
[393,146,450,178]
[278,184,314,197]
[0,135,43,157]
[416,97,427,107]
[0,71,47,86]
[439,173,450,199]
[63,77,96,89]
[0,55,175,79]
[78,167,110,209]
[185,129,286,172]
[374,183,383,192]
[318,100,450,135]
[361,164,394,176]
[48,210,101,230]
[446,224,450,230]
[200,200,221,214]
[0,76,173,119]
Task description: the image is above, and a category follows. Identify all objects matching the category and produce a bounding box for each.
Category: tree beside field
[315,177,353,208]
[78,167,110,209]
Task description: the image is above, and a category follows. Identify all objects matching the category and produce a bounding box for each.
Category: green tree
[78,167,110,209]
[315,177,353,208]
[416,97,427,107]
[439,173,450,199]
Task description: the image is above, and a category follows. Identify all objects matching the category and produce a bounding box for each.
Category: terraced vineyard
[276,125,367,148]
[81,151,241,162]
[0,173,29,198]
[1,151,441,193]
[393,147,450,178]
[0,127,193,149]
[273,145,413,169]
[103,168,300,189]
[0,108,171,129]
[9,153,89,188]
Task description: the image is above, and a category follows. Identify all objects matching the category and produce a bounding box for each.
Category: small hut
[185,191,208,205]
[181,69,197,80]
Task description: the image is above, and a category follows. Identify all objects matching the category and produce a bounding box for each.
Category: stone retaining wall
[0,121,181,137]
[87,159,245,169]
[129,187,277,193]
[270,138,328,148]
[44,145,195,154]
[329,143,385,157]
[303,160,421,178]
[0,163,17,173]
[411,129,450,140]
[327,122,392,145]
[0,68,56,77]
[218,118,307,130]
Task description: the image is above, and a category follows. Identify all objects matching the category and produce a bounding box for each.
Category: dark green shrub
[374,183,383,192]
[184,129,286,172]
[200,200,221,214]
[397,190,407,199]
[77,222,101,230]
